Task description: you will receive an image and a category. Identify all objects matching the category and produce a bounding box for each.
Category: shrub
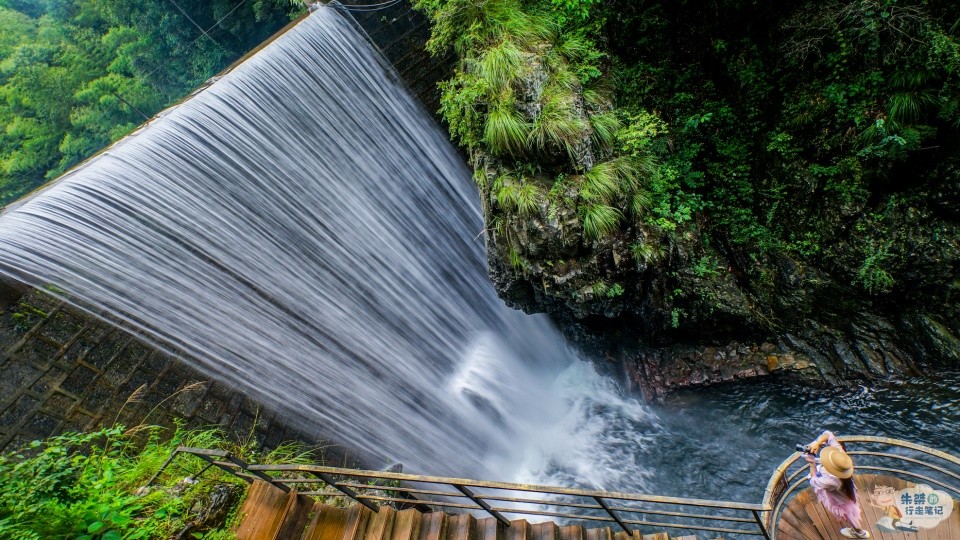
[0,424,316,539]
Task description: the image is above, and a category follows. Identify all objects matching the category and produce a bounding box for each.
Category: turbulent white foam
[0,6,659,485]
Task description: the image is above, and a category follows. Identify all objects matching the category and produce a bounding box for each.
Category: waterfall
[0,6,657,485]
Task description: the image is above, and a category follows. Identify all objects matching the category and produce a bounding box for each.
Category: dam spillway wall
[0,1,453,455]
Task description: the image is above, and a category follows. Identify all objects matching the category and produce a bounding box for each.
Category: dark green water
[642,369,960,501]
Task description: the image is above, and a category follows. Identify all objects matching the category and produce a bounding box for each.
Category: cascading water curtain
[0,6,578,477]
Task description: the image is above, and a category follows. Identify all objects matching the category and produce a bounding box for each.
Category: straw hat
[821,446,855,479]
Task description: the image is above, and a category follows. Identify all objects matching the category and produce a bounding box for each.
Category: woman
[804,430,870,539]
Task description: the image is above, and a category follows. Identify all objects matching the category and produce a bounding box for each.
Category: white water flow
[0,7,658,487]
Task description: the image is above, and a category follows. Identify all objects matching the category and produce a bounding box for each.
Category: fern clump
[485,103,530,156]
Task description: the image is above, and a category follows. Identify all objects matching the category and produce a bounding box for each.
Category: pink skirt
[811,472,862,528]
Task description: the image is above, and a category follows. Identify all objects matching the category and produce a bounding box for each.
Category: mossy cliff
[414,0,960,396]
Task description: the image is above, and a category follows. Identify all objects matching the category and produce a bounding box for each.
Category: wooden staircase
[235,480,716,540]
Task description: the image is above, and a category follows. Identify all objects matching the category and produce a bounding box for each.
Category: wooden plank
[640,533,667,540]
[344,505,374,540]
[446,514,476,540]
[857,474,908,540]
[366,507,398,540]
[780,504,824,540]
[509,520,530,540]
[476,517,501,540]
[392,509,424,540]
[559,525,584,540]
[304,504,352,540]
[418,512,447,540]
[532,522,559,540]
[303,503,327,540]
[444,515,465,540]
[804,501,834,540]
[777,512,815,540]
[236,480,294,540]
[780,474,960,540]
[276,493,316,540]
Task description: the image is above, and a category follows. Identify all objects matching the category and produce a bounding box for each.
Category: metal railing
[761,436,960,540]
[153,437,959,539]
[155,446,773,538]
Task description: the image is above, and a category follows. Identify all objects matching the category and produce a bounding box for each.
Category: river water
[580,369,960,500]
[0,3,955,517]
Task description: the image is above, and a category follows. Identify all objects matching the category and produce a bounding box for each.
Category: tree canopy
[0,0,304,205]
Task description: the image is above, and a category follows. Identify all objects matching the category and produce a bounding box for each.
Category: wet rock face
[482,171,960,396]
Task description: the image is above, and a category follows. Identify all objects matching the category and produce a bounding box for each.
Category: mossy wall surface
[0,290,309,453]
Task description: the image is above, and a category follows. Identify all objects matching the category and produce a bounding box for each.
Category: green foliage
[587,280,624,298]
[580,156,648,206]
[590,280,608,296]
[477,39,524,91]
[692,256,719,278]
[423,0,960,309]
[0,0,304,206]
[0,423,316,539]
[494,174,541,216]
[855,244,895,294]
[528,84,587,158]
[606,282,624,298]
[485,103,530,156]
[588,111,619,151]
[631,241,666,265]
[548,0,602,29]
[579,202,621,240]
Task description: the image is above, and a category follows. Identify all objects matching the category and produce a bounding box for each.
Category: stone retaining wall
[0,290,317,454]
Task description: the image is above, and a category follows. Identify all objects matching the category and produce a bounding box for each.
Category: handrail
[153,436,958,540]
[761,436,960,540]
[158,445,773,538]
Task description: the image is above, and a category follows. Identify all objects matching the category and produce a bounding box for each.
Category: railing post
[144,448,180,487]
[454,484,511,527]
[752,510,771,540]
[310,471,379,512]
[593,497,631,533]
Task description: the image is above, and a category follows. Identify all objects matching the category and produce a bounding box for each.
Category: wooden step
[584,527,613,540]
[236,480,309,540]
[392,508,424,540]
[508,519,530,540]
[343,505,374,540]
[559,525,584,540]
[530,521,560,540]
[365,507,398,540]
[418,512,448,540]
[304,504,350,540]
[445,514,477,540]
[276,493,317,539]
[240,499,703,540]
[475,517,502,540]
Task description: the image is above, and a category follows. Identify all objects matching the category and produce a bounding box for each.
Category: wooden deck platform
[234,480,714,540]
[778,474,959,540]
